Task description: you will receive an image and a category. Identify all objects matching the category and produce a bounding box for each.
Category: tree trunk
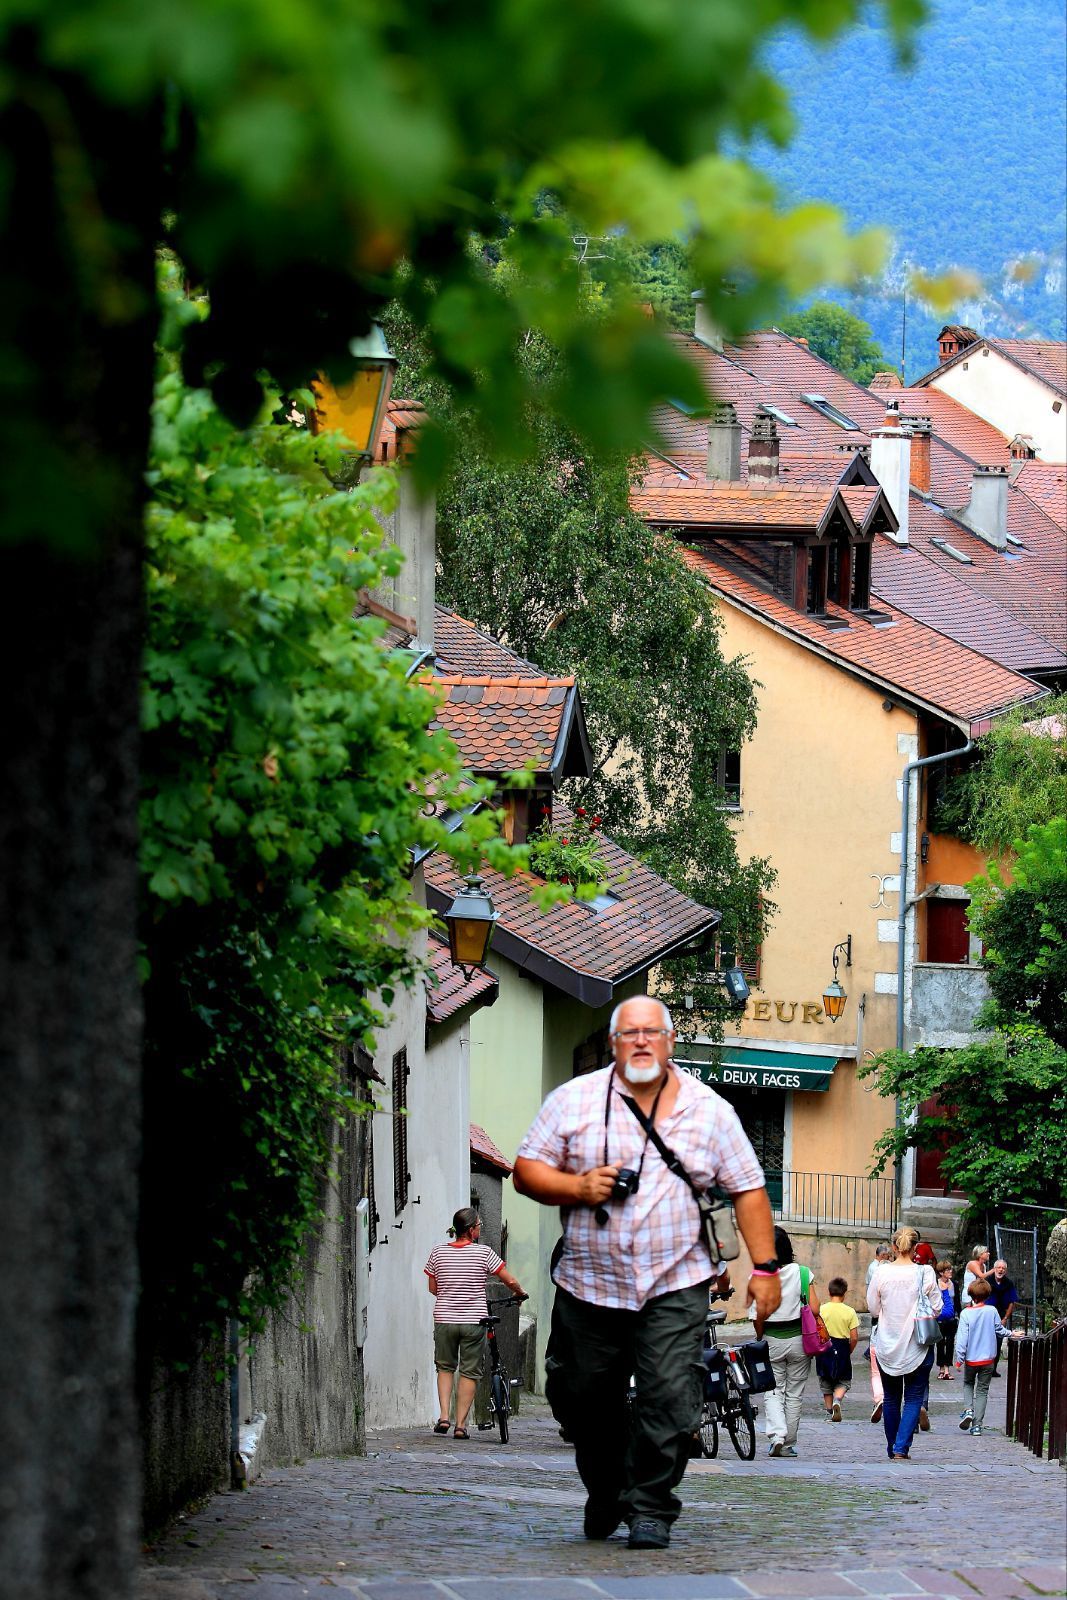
[0,54,158,1600]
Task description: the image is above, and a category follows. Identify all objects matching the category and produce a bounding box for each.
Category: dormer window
[801,393,860,431]
[850,542,872,609]
[806,546,828,615]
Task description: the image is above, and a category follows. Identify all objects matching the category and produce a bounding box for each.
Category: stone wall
[141,1344,229,1535]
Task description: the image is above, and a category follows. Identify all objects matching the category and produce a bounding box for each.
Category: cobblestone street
[141,1363,1066,1600]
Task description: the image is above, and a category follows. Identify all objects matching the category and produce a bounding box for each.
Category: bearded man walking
[513,995,780,1551]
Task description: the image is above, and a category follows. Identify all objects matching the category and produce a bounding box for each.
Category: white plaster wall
[930,348,1067,463]
[361,880,471,1431]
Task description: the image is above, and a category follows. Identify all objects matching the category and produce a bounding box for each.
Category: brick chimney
[692,290,723,352]
[937,325,979,364]
[868,406,911,545]
[747,414,779,492]
[707,401,741,482]
[957,466,1008,550]
[900,414,932,494]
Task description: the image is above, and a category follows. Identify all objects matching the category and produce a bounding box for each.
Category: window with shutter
[392,1047,410,1214]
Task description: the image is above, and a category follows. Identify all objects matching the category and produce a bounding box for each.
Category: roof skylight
[801,392,861,431]
[930,537,973,564]
[758,404,798,427]
[668,397,703,417]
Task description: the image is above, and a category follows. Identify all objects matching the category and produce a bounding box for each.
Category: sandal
[432,1420,450,1434]
[453,1427,470,1440]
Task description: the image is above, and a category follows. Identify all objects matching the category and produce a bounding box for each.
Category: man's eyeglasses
[612,1027,671,1042]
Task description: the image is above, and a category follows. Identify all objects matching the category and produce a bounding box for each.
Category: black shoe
[628,1516,670,1550]
[583,1500,623,1540]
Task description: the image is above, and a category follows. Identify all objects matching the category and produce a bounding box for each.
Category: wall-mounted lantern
[443,874,498,980]
[822,934,852,1023]
[309,324,397,467]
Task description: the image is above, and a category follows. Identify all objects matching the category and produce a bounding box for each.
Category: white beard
[623,1062,664,1085]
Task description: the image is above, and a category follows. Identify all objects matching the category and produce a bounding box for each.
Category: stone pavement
[141,1362,1066,1600]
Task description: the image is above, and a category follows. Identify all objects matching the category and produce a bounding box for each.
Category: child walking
[954,1278,1010,1437]
[818,1277,859,1422]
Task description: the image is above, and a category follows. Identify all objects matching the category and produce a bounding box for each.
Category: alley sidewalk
[141,1364,1066,1600]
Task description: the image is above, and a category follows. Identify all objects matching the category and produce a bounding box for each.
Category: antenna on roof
[899,261,908,383]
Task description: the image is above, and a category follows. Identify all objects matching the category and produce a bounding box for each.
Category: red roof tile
[430,675,576,775]
[434,607,545,678]
[632,484,842,531]
[985,339,1067,397]
[470,1122,513,1175]
[681,543,1047,730]
[425,936,498,1024]
[1013,462,1067,532]
[425,802,717,1006]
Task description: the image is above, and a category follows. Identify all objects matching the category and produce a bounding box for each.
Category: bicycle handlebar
[487,1293,529,1309]
[709,1287,735,1303]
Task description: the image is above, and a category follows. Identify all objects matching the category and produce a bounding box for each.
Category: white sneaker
[958,1411,974,1430]
[831,1401,842,1423]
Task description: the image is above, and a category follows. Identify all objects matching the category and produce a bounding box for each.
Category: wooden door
[927,899,969,964]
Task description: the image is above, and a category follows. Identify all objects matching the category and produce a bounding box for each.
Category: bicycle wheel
[491,1369,510,1444]
[725,1393,756,1460]
[699,1400,719,1459]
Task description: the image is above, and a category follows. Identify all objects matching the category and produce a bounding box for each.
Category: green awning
[675,1042,837,1093]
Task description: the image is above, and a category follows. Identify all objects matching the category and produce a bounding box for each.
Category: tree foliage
[861,818,1067,1208]
[936,696,1067,858]
[778,301,889,382]
[141,316,509,1347]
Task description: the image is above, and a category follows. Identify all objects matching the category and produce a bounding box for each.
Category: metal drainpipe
[894,737,973,1204]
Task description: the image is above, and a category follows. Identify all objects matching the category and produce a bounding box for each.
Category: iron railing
[1006,1318,1067,1463]
[763,1170,897,1237]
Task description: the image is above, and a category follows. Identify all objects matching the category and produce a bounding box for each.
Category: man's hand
[746,1273,781,1336]
[575,1166,620,1206]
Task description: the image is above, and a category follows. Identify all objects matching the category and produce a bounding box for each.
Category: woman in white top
[962,1244,992,1307]
[867,1225,942,1461]
[756,1226,821,1458]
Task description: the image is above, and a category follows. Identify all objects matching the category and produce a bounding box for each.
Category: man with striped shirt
[514,995,779,1551]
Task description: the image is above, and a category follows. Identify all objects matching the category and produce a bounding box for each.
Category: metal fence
[970,1202,1066,1332]
[1005,1318,1067,1463]
[764,1171,897,1236]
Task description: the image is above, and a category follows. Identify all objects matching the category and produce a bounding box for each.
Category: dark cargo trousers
[544,1280,709,1526]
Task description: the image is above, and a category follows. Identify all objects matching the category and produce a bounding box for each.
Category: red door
[914,1094,965,1196]
[927,899,969,964]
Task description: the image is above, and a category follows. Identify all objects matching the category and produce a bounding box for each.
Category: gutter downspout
[894,737,973,1204]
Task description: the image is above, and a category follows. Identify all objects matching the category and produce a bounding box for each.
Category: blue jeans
[881,1349,934,1457]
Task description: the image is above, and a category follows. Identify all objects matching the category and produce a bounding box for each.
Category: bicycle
[697,1289,758,1460]
[477,1293,527,1444]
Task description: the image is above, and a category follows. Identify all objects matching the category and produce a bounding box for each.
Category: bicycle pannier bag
[740,1338,776,1394]
[915,1268,941,1347]
[702,1345,729,1403]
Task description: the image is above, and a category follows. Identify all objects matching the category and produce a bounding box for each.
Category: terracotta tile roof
[658,327,1065,673]
[887,387,1013,466]
[425,935,498,1025]
[681,542,1046,730]
[1013,462,1067,531]
[632,484,842,531]
[425,803,718,1006]
[871,534,1067,676]
[838,486,884,533]
[374,397,427,462]
[430,675,576,775]
[470,1122,513,1175]
[434,607,545,678]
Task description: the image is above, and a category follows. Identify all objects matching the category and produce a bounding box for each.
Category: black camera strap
[603,1072,663,1178]
[619,1089,731,1207]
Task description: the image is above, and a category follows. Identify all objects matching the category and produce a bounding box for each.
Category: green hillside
[760,0,1066,377]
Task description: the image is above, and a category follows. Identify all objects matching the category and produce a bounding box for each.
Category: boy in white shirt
[954,1278,1011,1437]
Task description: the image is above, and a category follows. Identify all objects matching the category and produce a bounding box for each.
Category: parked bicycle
[698,1288,758,1460]
[477,1293,527,1444]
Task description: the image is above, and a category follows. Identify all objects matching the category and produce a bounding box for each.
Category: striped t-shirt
[424,1241,504,1324]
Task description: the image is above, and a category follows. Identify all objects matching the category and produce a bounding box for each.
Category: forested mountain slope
[760,0,1066,377]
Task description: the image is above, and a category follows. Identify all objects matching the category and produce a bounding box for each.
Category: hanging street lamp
[443,873,499,980]
[308,324,397,468]
[822,935,852,1023]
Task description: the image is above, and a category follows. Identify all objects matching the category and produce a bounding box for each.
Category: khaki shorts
[434,1322,486,1379]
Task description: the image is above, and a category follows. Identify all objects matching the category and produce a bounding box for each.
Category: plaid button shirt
[516,1063,765,1311]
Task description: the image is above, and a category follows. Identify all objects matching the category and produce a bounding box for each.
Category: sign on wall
[675,1045,836,1094]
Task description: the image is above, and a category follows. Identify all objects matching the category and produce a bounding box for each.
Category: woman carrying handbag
[753,1227,824,1458]
[867,1225,942,1461]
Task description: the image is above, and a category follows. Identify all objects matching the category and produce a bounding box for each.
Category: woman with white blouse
[867,1225,942,1461]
